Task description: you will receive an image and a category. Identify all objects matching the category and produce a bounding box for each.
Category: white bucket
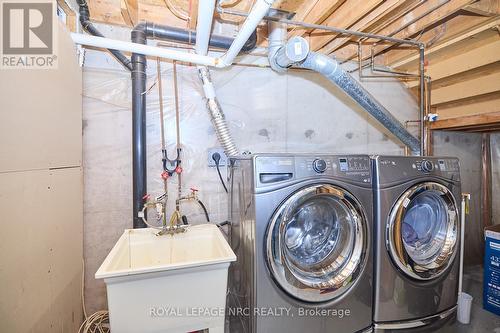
[457,292,473,324]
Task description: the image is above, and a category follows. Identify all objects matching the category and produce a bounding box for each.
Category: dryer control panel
[376,156,460,186]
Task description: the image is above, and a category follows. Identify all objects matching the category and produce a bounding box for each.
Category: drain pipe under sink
[267,29,421,155]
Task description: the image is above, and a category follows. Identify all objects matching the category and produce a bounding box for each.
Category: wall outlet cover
[208,148,227,167]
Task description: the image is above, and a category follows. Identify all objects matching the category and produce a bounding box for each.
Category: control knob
[421,160,434,172]
[312,159,327,173]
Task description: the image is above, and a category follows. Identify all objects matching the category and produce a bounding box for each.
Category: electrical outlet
[208,148,228,167]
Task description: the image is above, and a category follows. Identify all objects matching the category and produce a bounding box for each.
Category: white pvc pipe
[72,0,276,68]
[194,0,216,55]
[220,0,275,66]
[267,20,286,72]
[71,33,219,67]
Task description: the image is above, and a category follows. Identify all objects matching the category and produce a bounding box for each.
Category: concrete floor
[448,266,500,333]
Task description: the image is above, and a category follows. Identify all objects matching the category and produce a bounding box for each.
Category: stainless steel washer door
[387,182,458,281]
[266,184,368,303]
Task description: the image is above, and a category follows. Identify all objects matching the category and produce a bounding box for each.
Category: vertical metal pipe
[481,134,492,231]
[131,28,147,228]
[419,45,426,156]
[424,76,433,156]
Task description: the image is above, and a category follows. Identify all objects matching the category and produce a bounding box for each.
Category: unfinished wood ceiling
[86,0,500,131]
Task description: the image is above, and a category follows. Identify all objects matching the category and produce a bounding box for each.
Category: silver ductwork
[271,36,421,154]
[198,67,239,156]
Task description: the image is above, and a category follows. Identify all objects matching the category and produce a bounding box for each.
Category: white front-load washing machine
[227,153,373,333]
[373,156,461,332]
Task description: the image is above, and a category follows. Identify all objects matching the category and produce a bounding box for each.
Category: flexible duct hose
[299,52,421,154]
[268,34,421,154]
[199,67,239,156]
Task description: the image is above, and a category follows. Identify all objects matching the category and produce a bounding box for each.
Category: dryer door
[387,182,458,281]
[266,184,368,303]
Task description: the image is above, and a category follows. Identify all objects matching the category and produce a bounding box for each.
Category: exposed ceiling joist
[431,70,500,105]
[388,16,500,69]
[464,0,500,16]
[187,0,199,30]
[57,0,77,32]
[319,0,407,55]
[434,93,500,119]
[307,0,384,51]
[288,0,345,38]
[430,111,500,131]
[120,0,138,26]
[407,39,500,88]
[339,0,477,62]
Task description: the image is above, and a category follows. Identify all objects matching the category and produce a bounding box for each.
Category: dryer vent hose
[198,66,239,157]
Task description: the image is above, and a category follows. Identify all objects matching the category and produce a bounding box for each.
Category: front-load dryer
[372,156,461,332]
[227,153,373,333]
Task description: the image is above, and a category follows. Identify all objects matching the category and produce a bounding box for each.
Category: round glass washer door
[266,184,368,303]
[387,182,458,281]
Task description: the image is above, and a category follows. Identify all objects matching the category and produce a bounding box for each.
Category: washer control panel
[312,159,327,173]
[297,155,371,183]
[254,154,372,187]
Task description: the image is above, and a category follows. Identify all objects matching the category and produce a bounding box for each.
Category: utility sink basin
[95,224,236,333]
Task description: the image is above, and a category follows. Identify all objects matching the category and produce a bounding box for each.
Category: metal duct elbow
[270,37,421,154]
[198,67,239,156]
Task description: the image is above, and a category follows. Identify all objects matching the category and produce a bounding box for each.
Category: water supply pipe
[270,36,421,154]
[128,1,270,227]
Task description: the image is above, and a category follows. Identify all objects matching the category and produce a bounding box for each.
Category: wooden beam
[434,93,500,119]
[431,71,500,105]
[56,0,77,32]
[307,0,384,51]
[88,0,187,28]
[120,0,138,27]
[464,0,500,16]
[319,0,407,55]
[430,111,500,130]
[406,39,500,88]
[388,16,500,69]
[188,0,199,30]
[340,0,476,62]
[288,0,345,38]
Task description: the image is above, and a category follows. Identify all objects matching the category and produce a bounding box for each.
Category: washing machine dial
[421,160,434,173]
[312,159,327,173]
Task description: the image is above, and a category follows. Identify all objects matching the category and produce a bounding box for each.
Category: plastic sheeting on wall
[491,133,500,226]
[82,49,419,313]
[433,131,483,266]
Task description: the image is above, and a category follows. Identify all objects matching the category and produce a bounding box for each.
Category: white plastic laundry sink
[95,224,236,333]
